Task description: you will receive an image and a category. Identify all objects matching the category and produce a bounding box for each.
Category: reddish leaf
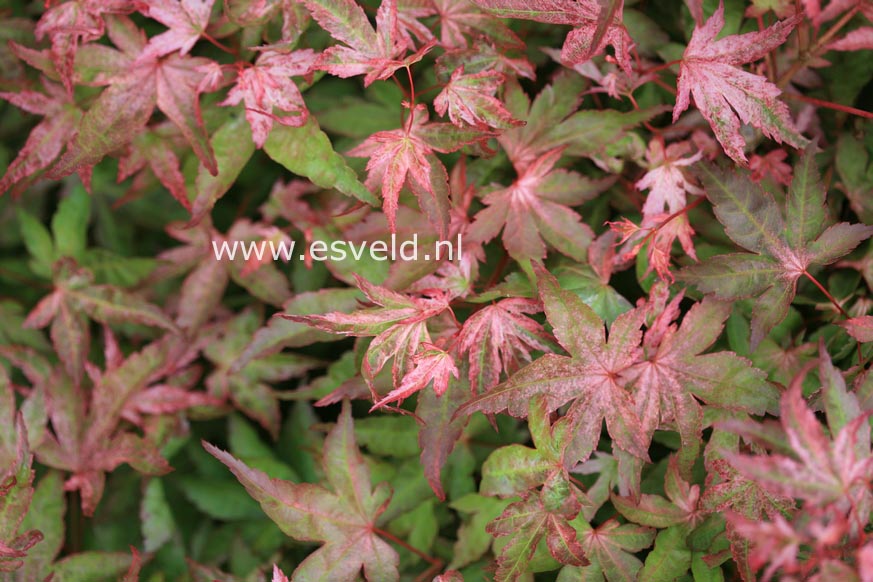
[673,3,808,163]
[458,263,649,464]
[138,0,217,60]
[469,148,607,261]
[434,67,522,129]
[304,0,434,86]
[371,343,459,409]
[469,0,633,71]
[456,298,555,395]
[221,48,316,148]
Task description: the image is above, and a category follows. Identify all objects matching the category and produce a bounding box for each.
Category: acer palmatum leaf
[574,518,655,582]
[205,401,400,582]
[432,0,524,49]
[457,263,649,464]
[469,148,607,261]
[456,297,555,395]
[673,2,808,164]
[469,0,633,71]
[371,343,458,410]
[434,67,522,129]
[725,364,873,515]
[0,81,80,197]
[282,276,451,388]
[35,0,132,95]
[220,49,316,148]
[137,0,217,61]
[625,293,775,476]
[0,371,42,574]
[348,110,482,237]
[305,0,434,86]
[680,148,873,349]
[47,16,220,182]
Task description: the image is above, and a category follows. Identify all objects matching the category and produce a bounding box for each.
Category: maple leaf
[23,259,179,386]
[304,0,434,86]
[457,263,649,464]
[0,370,43,574]
[434,67,522,129]
[137,0,217,61]
[44,15,219,184]
[469,148,610,261]
[829,26,873,51]
[483,409,592,581]
[680,148,873,349]
[456,298,555,395]
[487,489,588,581]
[469,0,634,71]
[34,0,132,94]
[612,456,704,530]
[725,351,873,515]
[117,124,190,211]
[205,400,400,582]
[498,73,665,174]
[348,109,483,237]
[432,0,524,49]
[32,335,185,515]
[749,148,793,186]
[673,2,808,164]
[204,310,323,438]
[571,518,656,582]
[282,275,452,390]
[220,48,317,148]
[371,343,459,410]
[613,139,702,281]
[153,219,291,332]
[0,80,81,197]
[839,315,873,343]
[637,140,703,218]
[624,288,776,475]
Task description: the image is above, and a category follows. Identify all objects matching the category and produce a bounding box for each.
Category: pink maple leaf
[304,0,435,86]
[673,2,808,163]
[372,343,459,409]
[434,67,522,129]
[469,0,634,71]
[35,0,132,95]
[220,48,316,148]
[469,148,608,261]
[137,0,217,61]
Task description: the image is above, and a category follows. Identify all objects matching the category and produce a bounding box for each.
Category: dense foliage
[2,0,873,580]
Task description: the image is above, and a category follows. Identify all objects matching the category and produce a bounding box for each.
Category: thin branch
[375,527,443,567]
[777,6,859,88]
[782,92,873,120]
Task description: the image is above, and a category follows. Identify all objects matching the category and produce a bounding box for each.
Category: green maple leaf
[680,146,873,349]
[205,400,399,582]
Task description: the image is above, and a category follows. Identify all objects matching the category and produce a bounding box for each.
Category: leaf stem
[781,92,873,119]
[374,527,443,567]
[406,65,417,129]
[802,270,849,318]
[641,59,682,75]
[803,270,864,365]
[201,32,238,57]
[777,6,859,88]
